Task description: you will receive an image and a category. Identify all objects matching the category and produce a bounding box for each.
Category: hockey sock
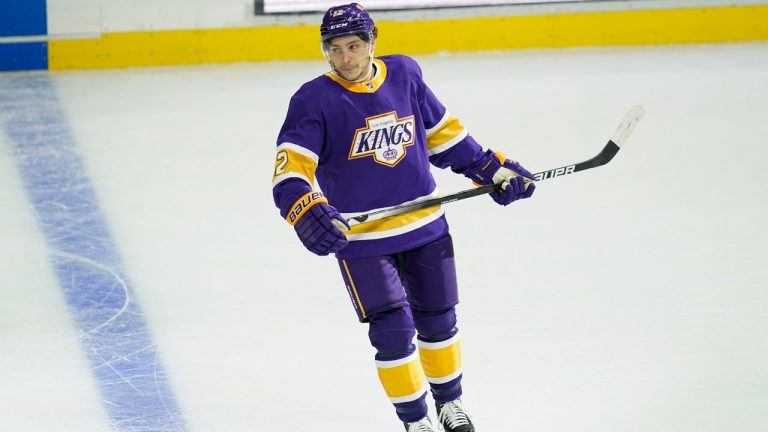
[418,331,463,403]
[376,349,429,422]
[368,308,429,422]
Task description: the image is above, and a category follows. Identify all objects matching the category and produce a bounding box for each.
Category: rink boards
[1,3,768,71]
[47,4,768,70]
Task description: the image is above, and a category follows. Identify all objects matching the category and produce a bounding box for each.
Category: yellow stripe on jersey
[418,334,462,384]
[426,115,468,155]
[346,204,443,237]
[272,143,319,187]
[376,353,427,402]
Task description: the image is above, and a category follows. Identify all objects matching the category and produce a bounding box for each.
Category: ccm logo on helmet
[330,23,348,30]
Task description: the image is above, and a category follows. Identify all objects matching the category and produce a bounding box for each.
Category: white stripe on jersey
[276,142,319,164]
[271,172,312,188]
[340,188,440,219]
[340,187,445,241]
[427,128,468,156]
[425,110,451,137]
[344,208,445,241]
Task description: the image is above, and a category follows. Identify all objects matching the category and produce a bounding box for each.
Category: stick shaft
[347,106,643,226]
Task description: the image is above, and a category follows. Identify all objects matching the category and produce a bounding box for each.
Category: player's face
[327,35,373,81]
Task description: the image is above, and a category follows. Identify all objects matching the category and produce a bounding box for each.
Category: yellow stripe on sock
[419,336,462,383]
[376,354,426,400]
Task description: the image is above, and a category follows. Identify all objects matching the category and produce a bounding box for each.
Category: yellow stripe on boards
[419,338,461,381]
[377,356,426,399]
[375,5,768,54]
[48,25,319,70]
[48,5,768,70]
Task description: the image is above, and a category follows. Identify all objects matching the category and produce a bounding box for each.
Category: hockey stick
[345,105,645,227]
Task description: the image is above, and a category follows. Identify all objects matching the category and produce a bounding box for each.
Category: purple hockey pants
[337,233,463,423]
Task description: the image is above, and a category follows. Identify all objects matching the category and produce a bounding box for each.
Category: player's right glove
[285,191,349,256]
[463,149,536,206]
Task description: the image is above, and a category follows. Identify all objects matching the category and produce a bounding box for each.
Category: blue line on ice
[0,74,186,432]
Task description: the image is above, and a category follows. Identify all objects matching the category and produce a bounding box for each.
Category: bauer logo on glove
[286,191,328,225]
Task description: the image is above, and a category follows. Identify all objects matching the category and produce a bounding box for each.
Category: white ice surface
[0,133,112,431]
[1,42,767,431]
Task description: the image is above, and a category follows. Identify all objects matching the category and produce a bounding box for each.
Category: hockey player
[271,3,535,431]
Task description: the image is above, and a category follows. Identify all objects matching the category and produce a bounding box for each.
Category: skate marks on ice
[0,74,186,432]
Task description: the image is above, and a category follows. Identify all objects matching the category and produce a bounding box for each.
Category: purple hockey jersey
[272,54,486,259]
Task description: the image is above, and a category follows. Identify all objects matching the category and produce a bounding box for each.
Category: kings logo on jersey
[349,111,415,167]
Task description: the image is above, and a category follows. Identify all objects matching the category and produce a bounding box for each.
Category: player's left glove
[463,149,536,206]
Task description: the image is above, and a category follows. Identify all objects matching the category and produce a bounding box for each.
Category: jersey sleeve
[272,87,324,218]
[406,56,486,174]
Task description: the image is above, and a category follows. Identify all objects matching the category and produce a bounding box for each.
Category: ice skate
[404,416,437,432]
[436,399,474,432]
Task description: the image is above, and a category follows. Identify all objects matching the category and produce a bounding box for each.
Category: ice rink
[1,41,767,432]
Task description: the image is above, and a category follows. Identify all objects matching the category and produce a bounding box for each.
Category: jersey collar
[325,58,387,93]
